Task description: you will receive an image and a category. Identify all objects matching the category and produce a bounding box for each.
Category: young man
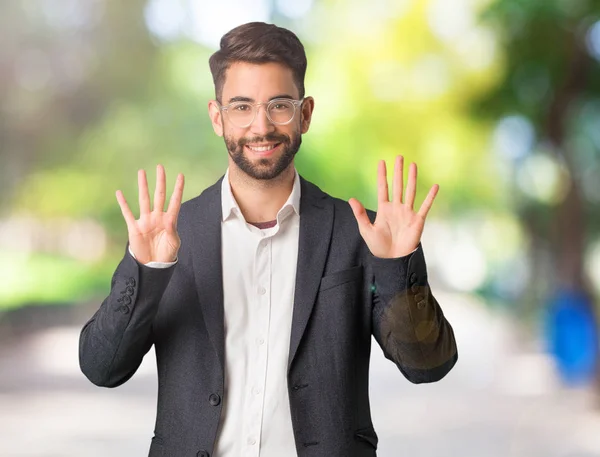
[79,22,458,457]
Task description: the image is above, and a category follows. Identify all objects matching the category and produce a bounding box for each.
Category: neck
[227,163,296,223]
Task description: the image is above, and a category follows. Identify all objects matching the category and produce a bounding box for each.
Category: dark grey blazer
[79,175,458,457]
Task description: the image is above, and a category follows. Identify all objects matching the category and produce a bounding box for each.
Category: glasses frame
[218,98,305,128]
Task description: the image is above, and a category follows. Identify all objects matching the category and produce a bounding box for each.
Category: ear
[300,96,314,134]
[208,100,224,137]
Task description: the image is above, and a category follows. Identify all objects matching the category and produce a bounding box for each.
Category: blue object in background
[545,288,599,385]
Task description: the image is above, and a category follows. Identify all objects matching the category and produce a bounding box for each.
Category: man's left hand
[349,155,438,259]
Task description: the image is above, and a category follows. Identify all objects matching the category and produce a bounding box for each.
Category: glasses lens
[228,102,255,127]
[268,100,295,124]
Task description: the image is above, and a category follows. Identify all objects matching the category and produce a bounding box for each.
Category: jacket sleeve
[369,243,458,383]
[79,244,176,387]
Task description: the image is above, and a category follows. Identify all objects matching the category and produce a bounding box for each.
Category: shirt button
[257,338,265,346]
[257,286,266,295]
[247,437,256,445]
[252,387,261,395]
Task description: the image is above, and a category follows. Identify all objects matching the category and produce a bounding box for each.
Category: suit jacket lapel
[187,174,333,374]
[189,177,225,371]
[288,177,334,372]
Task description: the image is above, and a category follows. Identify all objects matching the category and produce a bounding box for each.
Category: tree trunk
[544,24,599,399]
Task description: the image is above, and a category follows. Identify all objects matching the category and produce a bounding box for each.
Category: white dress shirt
[133,168,301,456]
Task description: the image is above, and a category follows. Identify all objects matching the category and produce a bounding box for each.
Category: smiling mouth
[245,143,281,153]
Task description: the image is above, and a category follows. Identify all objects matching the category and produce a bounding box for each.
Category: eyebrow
[226,94,296,103]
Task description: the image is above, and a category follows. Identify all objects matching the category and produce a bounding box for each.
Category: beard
[224,130,302,180]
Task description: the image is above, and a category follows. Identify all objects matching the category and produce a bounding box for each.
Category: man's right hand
[116,164,185,264]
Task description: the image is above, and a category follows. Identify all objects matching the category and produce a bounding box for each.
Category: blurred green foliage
[1,0,600,312]
[476,0,600,318]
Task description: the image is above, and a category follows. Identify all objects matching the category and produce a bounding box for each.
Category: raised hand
[349,155,438,259]
[116,164,185,264]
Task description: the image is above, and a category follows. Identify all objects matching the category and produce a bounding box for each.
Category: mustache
[238,133,290,146]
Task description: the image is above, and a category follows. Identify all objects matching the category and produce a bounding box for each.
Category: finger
[138,169,151,215]
[417,184,439,219]
[116,190,136,229]
[377,160,389,203]
[392,155,403,203]
[348,198,372,235]
[405,162,417,210]
[167,173,185,223]
[154,164,167,212]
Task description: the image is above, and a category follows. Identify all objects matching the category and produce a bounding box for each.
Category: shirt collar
[221,168,301,222]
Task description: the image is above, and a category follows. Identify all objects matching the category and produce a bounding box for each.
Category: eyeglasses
[218,98,304,128]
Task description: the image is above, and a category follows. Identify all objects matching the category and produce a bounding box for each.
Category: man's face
[208,62,313,181]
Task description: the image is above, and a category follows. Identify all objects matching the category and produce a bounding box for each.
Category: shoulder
[299,175,377,238]
[178,174,224,224]
[300,175,376,224]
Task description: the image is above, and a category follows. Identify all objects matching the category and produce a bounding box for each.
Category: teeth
[247,144,276,152]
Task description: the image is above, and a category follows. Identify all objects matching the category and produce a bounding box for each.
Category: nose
[249,104,275,135]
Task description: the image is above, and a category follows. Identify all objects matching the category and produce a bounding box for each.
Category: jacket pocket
[354,425,378,450]
[319,265,363,292]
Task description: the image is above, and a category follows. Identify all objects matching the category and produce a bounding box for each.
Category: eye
[271,101,292,111]
[233,103,252,112]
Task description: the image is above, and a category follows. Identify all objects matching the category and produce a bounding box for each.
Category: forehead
[221,61,299,102]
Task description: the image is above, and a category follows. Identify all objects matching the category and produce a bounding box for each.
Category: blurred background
[1,0,600,455]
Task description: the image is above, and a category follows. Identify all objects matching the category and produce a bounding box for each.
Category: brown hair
[209,22,307,102]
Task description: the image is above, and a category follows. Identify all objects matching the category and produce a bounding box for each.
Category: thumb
[348,198,372,234]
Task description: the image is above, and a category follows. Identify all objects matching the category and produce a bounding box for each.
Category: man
[79,22,458,457]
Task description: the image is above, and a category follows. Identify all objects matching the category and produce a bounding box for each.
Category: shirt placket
[244,232,272,457]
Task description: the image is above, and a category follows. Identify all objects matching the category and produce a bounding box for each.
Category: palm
[129,214,179,262]
[349,156,438,259]
[116,165,185,264]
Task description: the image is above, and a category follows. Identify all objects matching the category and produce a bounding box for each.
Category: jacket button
[415,294,424,303]
[126,277,136,287]
[125,286,135,296]
[121,305,130,314]
[209,393,221,406]
[197,450,209,457]
[411,284,419,293]
[417,300,426,310]
[410,272,417,284]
